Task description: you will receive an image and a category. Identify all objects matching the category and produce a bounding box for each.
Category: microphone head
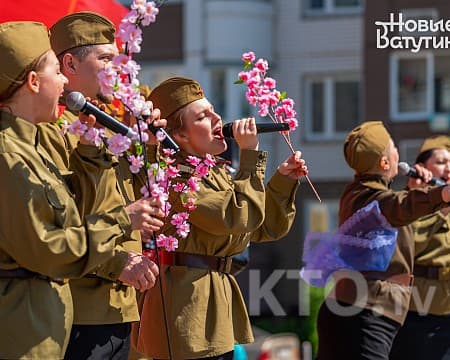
[397,162,410,176]
[65,91,86,112]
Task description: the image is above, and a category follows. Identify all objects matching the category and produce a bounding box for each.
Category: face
[385,138,399,178]
[423,148,450,184]
[174,98,227,157]
[65,43,118,102]
[34,50,68,123]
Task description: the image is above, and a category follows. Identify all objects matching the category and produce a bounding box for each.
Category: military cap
[344,121,392,174]
[419,134,450,154]
[0,21,50,96]
[148,77,204,119]
[50,11,115,56]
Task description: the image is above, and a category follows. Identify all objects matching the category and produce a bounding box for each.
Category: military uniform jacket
[410,209,450,315]
[38,108,141,324]
[0,111,131,359]
[134,149,300,359]
[331,174,447,324]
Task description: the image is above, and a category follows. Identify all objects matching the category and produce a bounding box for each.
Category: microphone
[66,91,137,139]
[65,92,180,152]
[398,162,446,186]
[222,122,289,138]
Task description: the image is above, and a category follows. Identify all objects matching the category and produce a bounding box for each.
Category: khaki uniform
[330,174,447,324]
[38,108,141,325]
[134,149,300,359]
[0,111,131,359]
[410,210,450,315]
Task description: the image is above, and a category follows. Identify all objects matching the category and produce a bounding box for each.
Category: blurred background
[2,0,449,358]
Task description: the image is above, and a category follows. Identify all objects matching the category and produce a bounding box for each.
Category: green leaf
[244,61,252,70]
[234,79,244,85]
[280,91,287,100]
[135,142,143,155]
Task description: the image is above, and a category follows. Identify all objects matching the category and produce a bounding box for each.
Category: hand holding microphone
[222,120,289,138]
[398,162,446,186]
[222,118,290,151]
[65,91,179,152]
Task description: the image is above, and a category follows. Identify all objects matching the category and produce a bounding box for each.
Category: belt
[159,251,233,274]
[0,268,68,285]
[414,265,450,280]
[361,271,414,287]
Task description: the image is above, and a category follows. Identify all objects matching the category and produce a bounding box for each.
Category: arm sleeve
[250,170,299,243]
[184,150,267,236]
[0,153,131,279]
[376,186,446,227]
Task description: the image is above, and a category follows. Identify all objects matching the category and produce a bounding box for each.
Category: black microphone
[398,162,446,186]
[222,122,289,138]
[65,92,180,152]
[66,91,137,139]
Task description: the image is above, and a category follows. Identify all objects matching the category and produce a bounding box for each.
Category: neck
[3,95,37,124]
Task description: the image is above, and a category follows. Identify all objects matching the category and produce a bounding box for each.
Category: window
[390,52,450,123]
[305,200,339,233]
[210,68,226,116]
[305,75,360,140]
[305,0,362,16]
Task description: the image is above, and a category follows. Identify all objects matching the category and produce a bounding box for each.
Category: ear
[62,53,77,74]
[379,155,390,171]
[25,71,40,94]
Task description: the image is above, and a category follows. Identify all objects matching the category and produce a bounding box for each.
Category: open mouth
[213,126,224,140]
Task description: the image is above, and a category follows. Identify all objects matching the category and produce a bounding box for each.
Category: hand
[118,252,159,291]
[277,151,308,179]
[442,185,450,203]
[145,107,168,145]
[232,117,259,151]
[407,163,434,189]
[125,197,165,233]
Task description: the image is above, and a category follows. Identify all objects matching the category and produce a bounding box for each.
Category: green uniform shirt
[410,210,450,315]
[133,149,299,359]
[0,111,130,359]
[38,109,141,324]
[330,174,447,324]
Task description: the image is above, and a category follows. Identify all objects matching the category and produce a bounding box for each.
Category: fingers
[233,117,259,151]
[118,253,159,291]
[277,151,308,179]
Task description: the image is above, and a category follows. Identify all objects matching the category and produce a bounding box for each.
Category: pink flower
[204,154,216,167]
[176,222,190,239]
[255,59,269,72]
[171,212,189,226]
[128,154,144,174]
[173,182,185,193]
[107,134,131,157]
[166,165,180,178]
[183,197,197,211]
[242,51,255,63]
[186,156,201,166]
[69,120,88,136]
[195,163,209,178]
[187,177,200,192]
[83,127,104,147]
[164,235,179,251]
[264,77,276,89]
[285,118,299,131]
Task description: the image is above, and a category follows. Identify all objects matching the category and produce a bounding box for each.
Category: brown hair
[0,50,51,103]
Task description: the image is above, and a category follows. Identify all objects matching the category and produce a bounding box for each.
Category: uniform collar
[355,173,392,189]
[0,110,38,145]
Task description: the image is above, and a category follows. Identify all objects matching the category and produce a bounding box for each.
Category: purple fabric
[300,201,397,287]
